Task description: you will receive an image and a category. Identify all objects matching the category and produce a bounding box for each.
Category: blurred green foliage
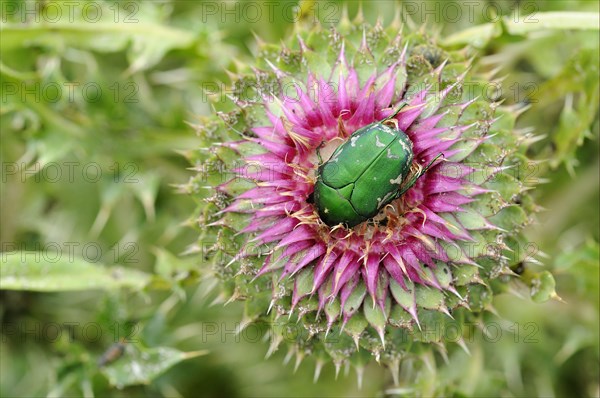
[1,1,598,397]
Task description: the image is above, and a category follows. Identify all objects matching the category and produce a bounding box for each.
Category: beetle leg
[316,146,324,164]
[396,153,445,197]
[382,102,408,130]
[386,103,408,120]
[337,115,349,137]
[396,167,421,197]
[383,118,399,130]
[383,102,408,122]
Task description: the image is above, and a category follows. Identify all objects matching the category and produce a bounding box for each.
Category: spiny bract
[185,15,556,384]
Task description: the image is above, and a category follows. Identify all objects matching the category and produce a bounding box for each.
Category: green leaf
[0,252,151,291]
[152,247,197,282]
[443,12,600,48]
[554,240,599,272]
[552,90,599,173]
[130,172,161,222]
[0,3,197,73]
[506,12,600,35]
[101,344,207,388]
[441,22,500,48]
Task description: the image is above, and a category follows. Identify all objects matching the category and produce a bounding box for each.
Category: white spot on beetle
[387,148,400,159]
[390,173,403,185]
[376,191,395,207]
[383,126,395,135]
[375,134,386,148]
[350,136,359,147]
[399,139,410,152]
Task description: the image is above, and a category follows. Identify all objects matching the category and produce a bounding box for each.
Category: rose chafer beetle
[313,104,442,227]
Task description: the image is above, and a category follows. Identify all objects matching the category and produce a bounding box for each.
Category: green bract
[313,111,416,227]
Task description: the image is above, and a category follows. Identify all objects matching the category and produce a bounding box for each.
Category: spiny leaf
[100,344,207,388]
[0,252,151,291]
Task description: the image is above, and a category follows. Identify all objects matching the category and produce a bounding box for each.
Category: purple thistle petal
[280,243,326,280]
[255,179,297,190]
[249,217,297,244]
[235,187,289,204]
[337,72,350,113]
[347,92,376,127]
[340,274,364,322]
[397,245,425,280]
[374,62,400,108]
[265,110,293,139]
[274,225,315,249]
[374,271,390,312]
[411,126,450,143]
[382,254,407,287]
[244,153,291,170]
[249,138,294,159]
[312,251,339,293]
[363,253,381,304]
[316,79,339,127]
[239,216,279,234]
[426,175,468,195]
[331,252,361,298]
[396,102,427,130]
[411,111,447,133]
[252,126,286,142]
[255,201,301,218]
[255,240,313,279]
[409,239,436,269]
[234,167,288,182]
[426,194,467,213]
[346,68,360,102]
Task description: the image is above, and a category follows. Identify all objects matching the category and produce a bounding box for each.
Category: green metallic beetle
[313,104,441,227]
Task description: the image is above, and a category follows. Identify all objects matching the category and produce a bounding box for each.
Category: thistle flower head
[224,48,482,324]
[188,18,553,380]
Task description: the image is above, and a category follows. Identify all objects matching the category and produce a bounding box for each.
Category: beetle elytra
[313,104,442,227]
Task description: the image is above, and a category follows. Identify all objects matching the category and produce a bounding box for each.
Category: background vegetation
[1,1,598,396]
